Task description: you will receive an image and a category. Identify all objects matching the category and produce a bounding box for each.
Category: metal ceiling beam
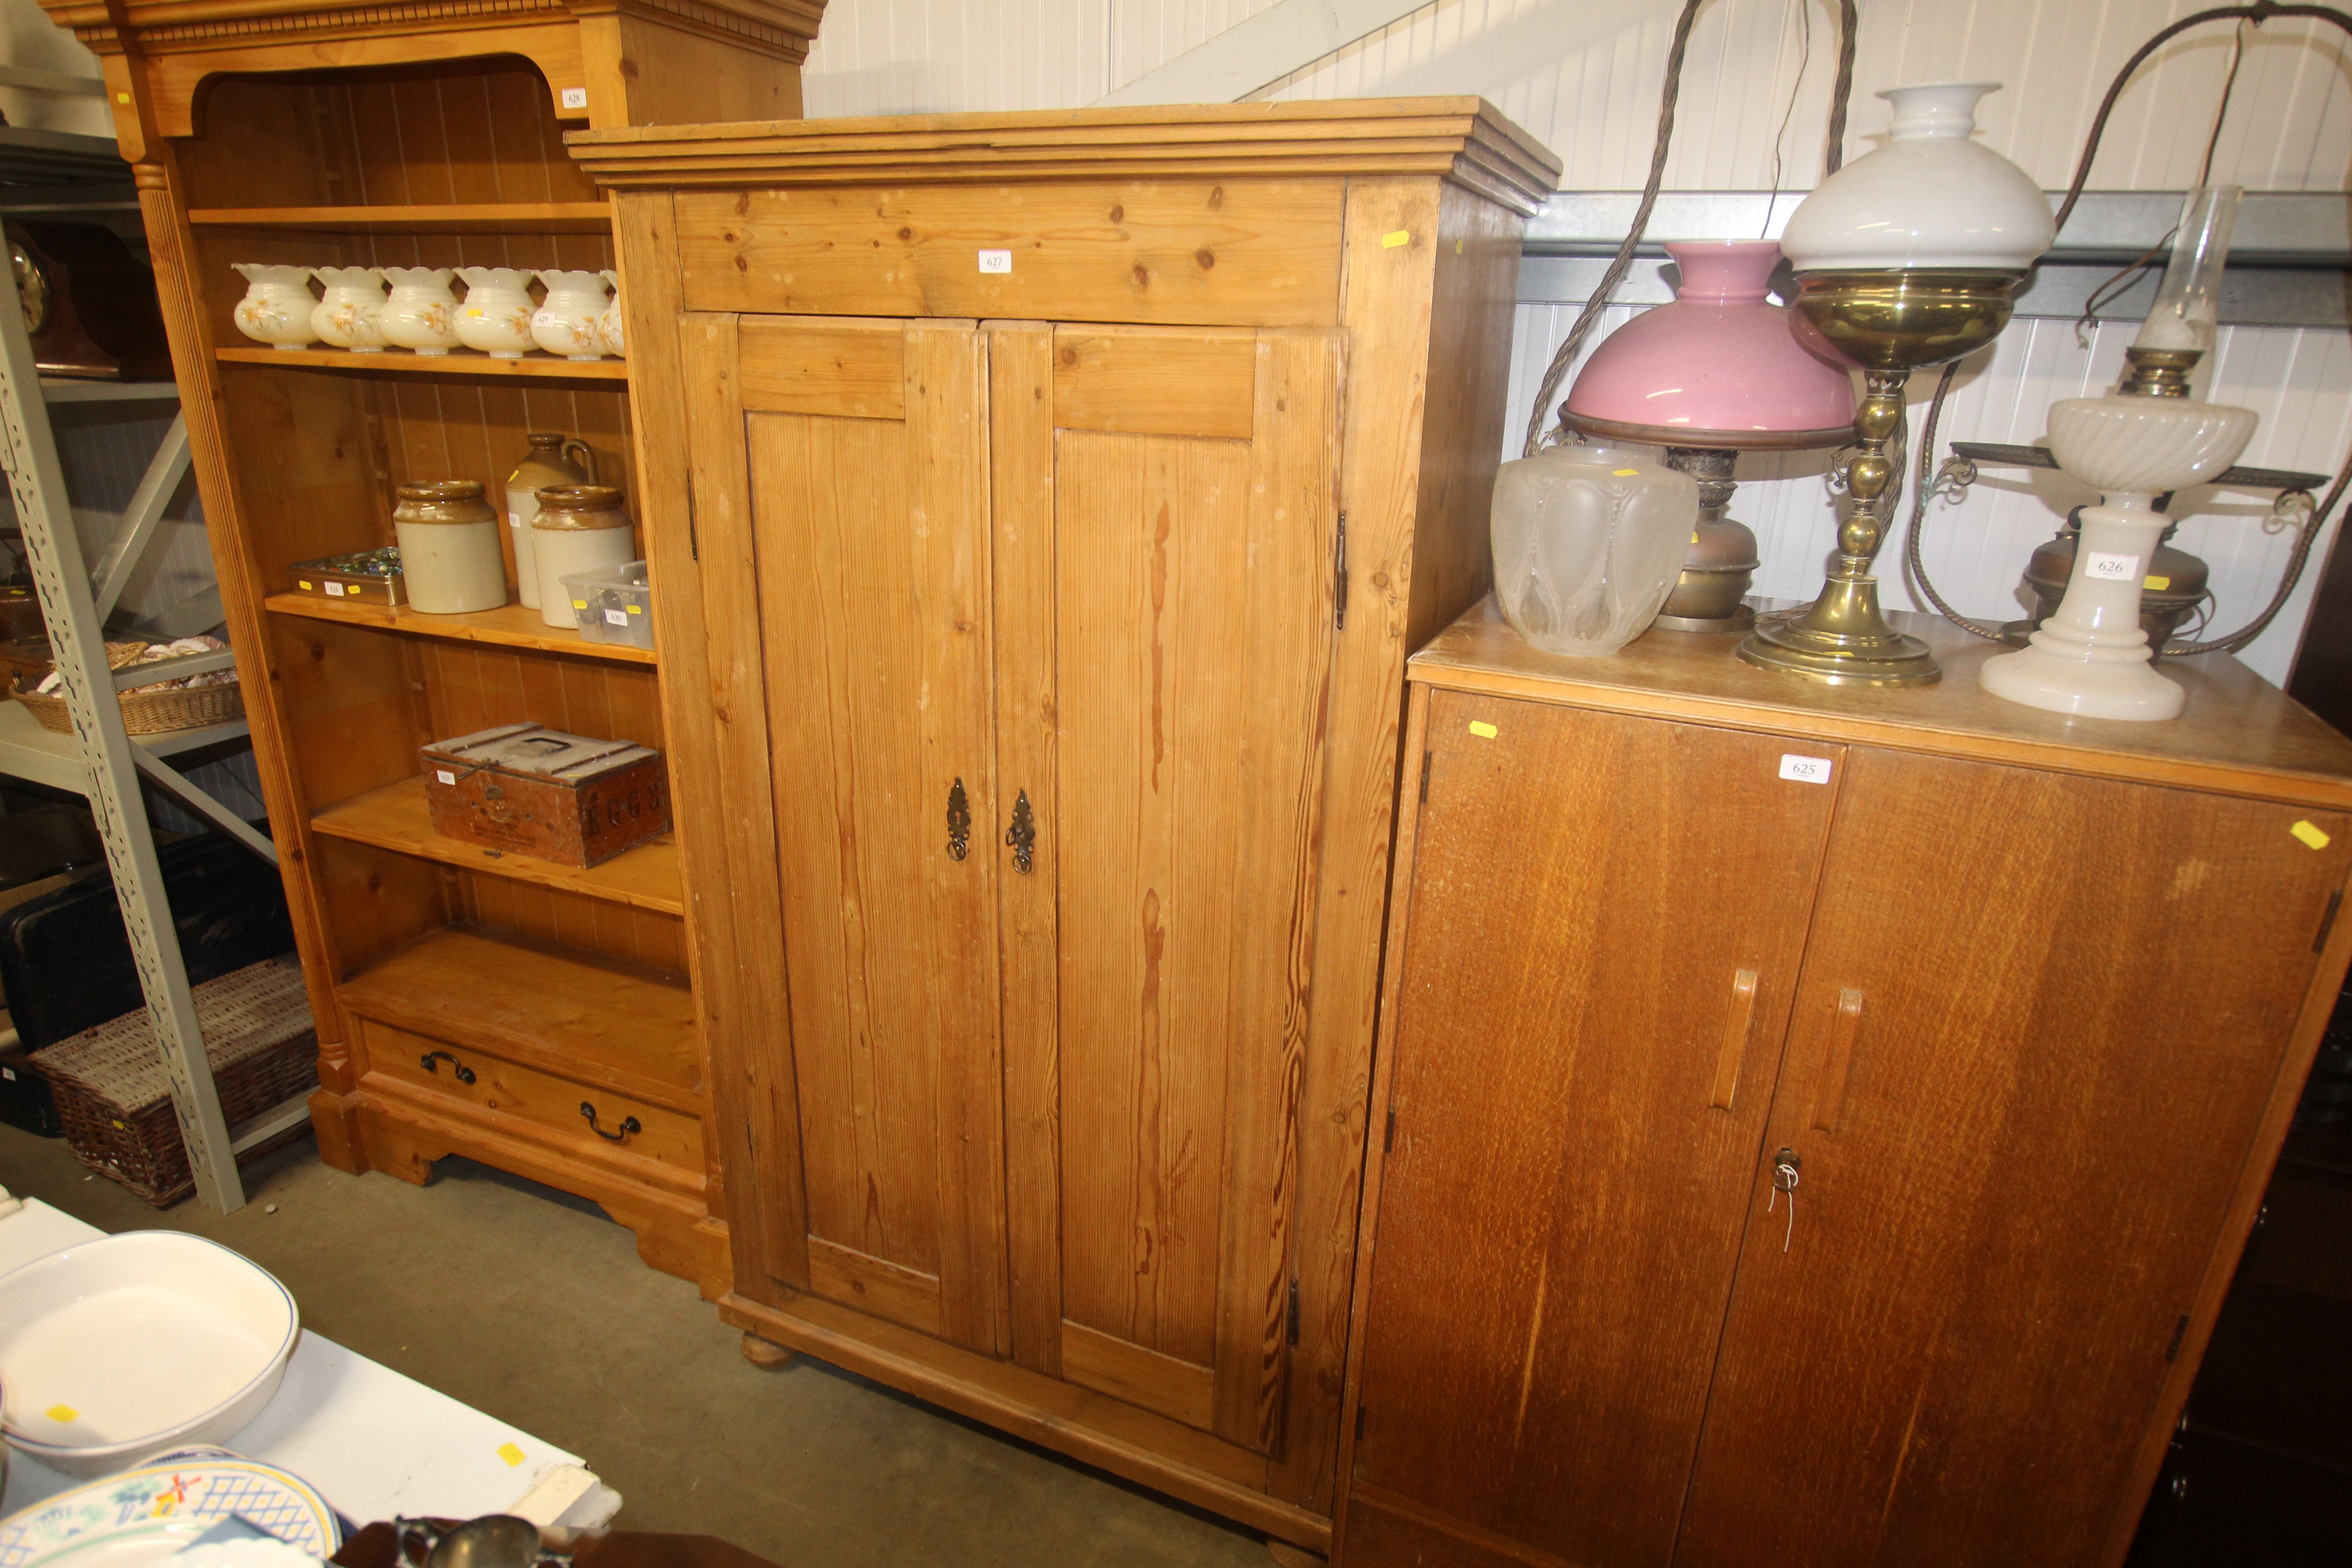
[1093,0,1434,107]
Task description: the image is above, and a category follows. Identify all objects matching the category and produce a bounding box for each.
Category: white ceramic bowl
[0,1232,299,1475]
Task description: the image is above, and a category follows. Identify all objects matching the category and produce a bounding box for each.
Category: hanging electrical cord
[1823,0,1859,176]
[1759,0,1815,237]
[1518,0,1709,459]
[1901,0,2352,653]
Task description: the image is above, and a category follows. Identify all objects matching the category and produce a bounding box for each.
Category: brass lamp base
[1738,582,1939,685]
[1738,267,2027,686]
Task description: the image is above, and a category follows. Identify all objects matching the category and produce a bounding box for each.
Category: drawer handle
[420,1050,475,1085]
[580,1101,641,1142]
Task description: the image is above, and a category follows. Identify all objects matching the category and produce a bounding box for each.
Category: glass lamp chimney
[2134,186,2241,354]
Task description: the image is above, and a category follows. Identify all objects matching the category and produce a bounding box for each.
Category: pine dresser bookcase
[37,0,825,1289]
[571,102,1559,1549]
[1337,603,2352,1568]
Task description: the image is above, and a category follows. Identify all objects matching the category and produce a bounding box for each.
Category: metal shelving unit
[0,120,294,1214]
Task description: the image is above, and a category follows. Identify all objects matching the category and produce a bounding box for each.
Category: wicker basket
[10,640,245,735]
[33,958,316,1205]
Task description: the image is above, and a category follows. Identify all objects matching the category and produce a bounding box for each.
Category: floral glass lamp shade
[1563,240,1853,630]
[1739,82,2056,686]
[1978,187,2256,720]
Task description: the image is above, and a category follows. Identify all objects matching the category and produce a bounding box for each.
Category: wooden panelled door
[720,314,1009,1355]
[705,314,1343,1452]
[1349,695,1840,1568]
[1676,750,2352,1568]
[995,322,1343,1455]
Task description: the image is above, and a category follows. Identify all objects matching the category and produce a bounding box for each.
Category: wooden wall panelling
[323,62,601,210]
[1676,751,2352,1568]
[989,320,1062,1379]
[671,182,1346,327]
[675,308,809,1300]
[1348,691,1840,1568]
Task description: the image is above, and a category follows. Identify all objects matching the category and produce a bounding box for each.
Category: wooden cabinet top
[566,97,1561,213]
[1414,598,2352,809]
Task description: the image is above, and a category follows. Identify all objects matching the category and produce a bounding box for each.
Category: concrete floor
[0,1126,1276,1567]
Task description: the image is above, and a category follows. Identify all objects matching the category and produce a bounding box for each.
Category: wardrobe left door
[691,313,1009,1356]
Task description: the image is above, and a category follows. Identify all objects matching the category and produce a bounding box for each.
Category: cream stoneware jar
[230,265,320,351]
[394,480,508,613]
[530,485,636,626]
[381,267,459,355]
[310,266,389,352]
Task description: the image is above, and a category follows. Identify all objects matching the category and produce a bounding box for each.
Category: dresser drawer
[356,1017,702,1174]
[673,180,1345,327]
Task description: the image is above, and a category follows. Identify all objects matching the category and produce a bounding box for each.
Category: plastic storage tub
[560,560,653,651]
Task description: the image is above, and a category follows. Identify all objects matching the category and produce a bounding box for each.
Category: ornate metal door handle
[947,776,971,861]
[1005,788,1035,874]
[580,1101,642,1142]
[420,1050,475,1084]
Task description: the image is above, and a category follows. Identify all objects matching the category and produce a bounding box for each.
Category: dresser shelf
[266,593,656,666]
[312,775,683,917]
[217,347,627,381]
[338,922,698,1110]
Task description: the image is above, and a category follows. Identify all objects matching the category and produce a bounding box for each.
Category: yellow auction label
[1381,230,1411,248]
[2291,820,2332,850]
[1468,720,1499,739]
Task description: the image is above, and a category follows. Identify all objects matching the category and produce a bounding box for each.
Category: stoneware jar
[380,267,460,355]
[532,270,613,360]
[597,289,626,359]
[505,433,596,609]
[230,265,320,350]
[392,480,508,613]
[309,266,390,352]
[530,485,636,627]
[453,267,539,358]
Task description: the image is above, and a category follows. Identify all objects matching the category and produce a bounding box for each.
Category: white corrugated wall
[806,0,2352,685]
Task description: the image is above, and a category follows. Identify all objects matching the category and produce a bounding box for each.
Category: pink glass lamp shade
[1564,241,1854,449]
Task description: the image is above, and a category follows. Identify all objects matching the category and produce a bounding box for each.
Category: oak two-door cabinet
[574,101,1560,1549]
[1337,603,2352,1568]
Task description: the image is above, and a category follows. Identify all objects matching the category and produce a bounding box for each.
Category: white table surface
[0,1196,620,1532]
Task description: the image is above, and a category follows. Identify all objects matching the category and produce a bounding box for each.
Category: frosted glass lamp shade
[1780,83,2055,273]
[1564,240,1853,446]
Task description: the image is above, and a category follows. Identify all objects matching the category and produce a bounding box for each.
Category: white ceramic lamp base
[1978,391,2255,723]
[1978,502,2185,720]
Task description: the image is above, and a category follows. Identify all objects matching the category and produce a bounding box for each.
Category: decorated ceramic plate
[0,1458,338,1568]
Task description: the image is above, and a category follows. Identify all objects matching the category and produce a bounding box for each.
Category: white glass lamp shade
[1779,83,2056,272]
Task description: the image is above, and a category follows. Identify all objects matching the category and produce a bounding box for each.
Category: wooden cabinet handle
[1710,968,1759,1110]
[1811,988,1866,1132]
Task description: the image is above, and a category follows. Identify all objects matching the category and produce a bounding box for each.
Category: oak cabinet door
[721,314,1009,1356]
[1677,749,2352,1568]
[993,323,1343,1455]
[1349,693,1842,1568]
